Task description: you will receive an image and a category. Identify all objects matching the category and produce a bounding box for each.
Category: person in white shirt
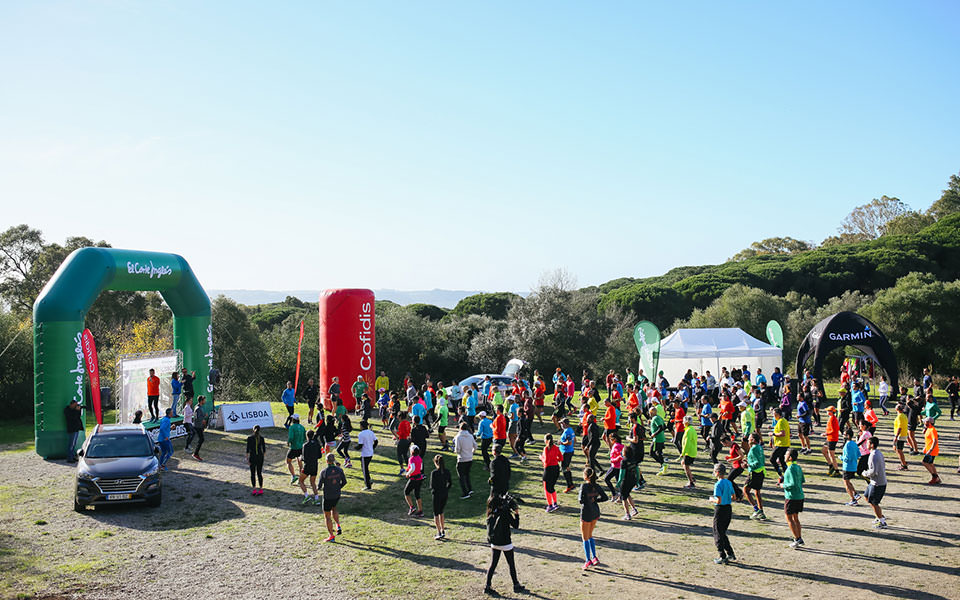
[356,420,378,491]
[453,423,478,499]
[877,377,891,416]
[181,399,195,452]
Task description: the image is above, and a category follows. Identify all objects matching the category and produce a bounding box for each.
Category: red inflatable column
[319,289,375,412]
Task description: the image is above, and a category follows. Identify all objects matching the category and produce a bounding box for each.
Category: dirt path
[1,415,959,599]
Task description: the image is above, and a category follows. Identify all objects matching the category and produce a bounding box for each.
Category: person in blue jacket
[170,372,182,417]
[851,382,867,426]
[771,368,784,396]
[157,408,174,469]
[840,428,862,506]
[476,411,495,470]
[282,381,296,428]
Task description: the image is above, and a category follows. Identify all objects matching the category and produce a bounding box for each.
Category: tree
[0,225,45,312]
[838,196,911,240]
[0,309,34,418]
[672,285,793,343]
[730,237,814,262]
[927,171,960,221]
[406,303,448,321]
[211,296,268,388]
[450,292,520,320]
[599,282,693,329]
[881,211,935,236]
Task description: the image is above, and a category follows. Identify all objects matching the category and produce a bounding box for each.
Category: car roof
[94,424,147,435]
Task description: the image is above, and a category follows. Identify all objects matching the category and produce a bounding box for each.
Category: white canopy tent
[651,328,782,387]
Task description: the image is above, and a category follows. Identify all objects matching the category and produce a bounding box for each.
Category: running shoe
[582,561,592,570]
[897,464,908,470]
[876,520,888,529]
[510,454,520,459]
[727,554,737,562]
[610,495,620,503]
[683,483,696,489]
[789,539,801,548]
[408,507,415,515]
[631,507,638,516]
[291,476,298,485]
[440,531,446,538]
[482,586,498,596]
[714,557,728,565]
[344,461,352,469]
[853,492,862,501]
[564,486,575,493]
[467,490,474,497]
[845,500,859,506]
[637,481,646,490]
[460,494,471,500]
[301,496,312,505]
[414,510,424,517]
[324,535,335,543]
[435,533,443,540]
[513,584,527,593]
[590,557,599,566]
[193,454,203,462]
[658,466,667,475]
[544,505,552,513]
[314,498,322,506]
[622,514,632,521]
[251,489,257,496]
[337,525,342,535]
[363,486,372,491]
[756,511,767,521]
[928,477,942,485]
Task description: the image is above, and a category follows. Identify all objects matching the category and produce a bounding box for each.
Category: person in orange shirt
[863,401,879,434]
[921,417,941,485]
[534,376,547,425]
[821,405,841,476]
[626,385,640,413]
[146,368,161,422]
[602,399,618,448]
[672,399,686,453]
[719,395,734,435]
[493,406,508,454]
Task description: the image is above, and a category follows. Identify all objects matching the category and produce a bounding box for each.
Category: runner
[286,414,306,485]
[540,433,562,513]
[796,392,813,454]
[404,444,426,517]
[856,420,873,478]
[476,411,494,471]
[318,453,347,542]
[603,433,624,503]
[780,448,805,548]
[822,405,841,476]
[170,371,181,417]
[454,423,477,499]
[181,397,195,453]
[303,377,319,425]
[680,415,698,488]
[493,406,508,455]
[739,400,754,445]
[483,493,524,596]
[618,433,640,520]
[672,398,686,453]
[508,395,522,459]
[430,455,452,540]
[559,418,577,492]
[356,420,378,491]
[578,467,608,570]
[862,436,888,528]
[723,435,745,501]
[146,368,160,421]
[921,417,941,485]
[583,414,603,473]
[437,397,450,451]
[649,406,667,475]
[156,409,173,470]
[377,388,390,429]
[282,380,296,429]
[299,429,322,505]
[769,408,791,481]
[840,428,862,505]
[336,413,353,469]
[744,432,766,520]
[892,403,910,470]
[396,412,411,475]
[191,395,207,461]
[246,424,266,495]
[709,463,737,564]
[602,398,618,448]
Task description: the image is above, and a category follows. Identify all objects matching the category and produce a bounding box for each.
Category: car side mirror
[77,449,84,457]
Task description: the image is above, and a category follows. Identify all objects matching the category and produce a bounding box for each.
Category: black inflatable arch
[795,311,898,393]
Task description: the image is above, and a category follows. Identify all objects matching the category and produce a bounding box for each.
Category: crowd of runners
[149,364,957,596]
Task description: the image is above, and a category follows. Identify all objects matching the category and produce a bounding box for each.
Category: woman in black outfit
[245,424,266,495]
[484,493,525,596]
[579,467,608,570]
[583,415,603,474]
[430,454,452,540]
[336,414,353,468]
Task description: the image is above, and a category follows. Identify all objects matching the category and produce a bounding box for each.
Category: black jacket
[490,454,512,491]
[302,439,322,466]
[246,434,266,458]
[64,404,84,433]
[411,424,429,452]
[487,503,519,546]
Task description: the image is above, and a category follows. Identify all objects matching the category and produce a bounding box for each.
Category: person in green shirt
[648,406,667,475]
[744,432,767,520]
[352,376,369,412]
[739,401,755,440]
[286,414,307,485]
[680,415,698,488]
[923,391,942,424]
[335,397,348,426]
[437,401,450,451]
[626,368,636,387]
[780,448,805,548]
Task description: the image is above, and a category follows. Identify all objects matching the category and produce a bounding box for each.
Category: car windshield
[85,435,154,458]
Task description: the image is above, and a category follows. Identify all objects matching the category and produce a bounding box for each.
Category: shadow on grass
[731,561,954,599]
[584,567,772,600]
[336,538,485,572]
[800,546,960,576]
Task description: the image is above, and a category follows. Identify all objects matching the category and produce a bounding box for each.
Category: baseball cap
[826,406,837,413]
[479,411,487,417]
[737,401,747,408]
[292,414,301,421]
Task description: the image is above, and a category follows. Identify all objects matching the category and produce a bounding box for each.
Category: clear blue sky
[2,2,958,293]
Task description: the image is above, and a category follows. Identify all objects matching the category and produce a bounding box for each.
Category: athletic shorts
[866,483,886,505]
[437,426,446,436]
[307,400,316,409]
[842,470,856,480]
[826,440,837,450]
[745,471,764,490]
[895,440,905,450]
[287,448,302,460]
[405,477,423,499]
[433,494,448,515]
[322,497,339,512]
[683,456,695,466]
[303,464,318,477]
[605,428,617,437]
[799,423,811,436]
[784,499,804,515]
[922,453,936,465]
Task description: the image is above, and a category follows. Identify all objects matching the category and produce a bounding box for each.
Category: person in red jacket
[822,406,841,476]
[396,413,412,475]
[146,368,161,422]
[493,406,508,454]
[540,433,563,512]
[602,399,618,448]
[672,399,686,453]
[718,395,734,435]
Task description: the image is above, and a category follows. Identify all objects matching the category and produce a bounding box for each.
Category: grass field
[1,396,958,599]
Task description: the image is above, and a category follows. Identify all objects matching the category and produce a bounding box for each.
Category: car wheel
[147,492,162,508]
[74,496,85,513]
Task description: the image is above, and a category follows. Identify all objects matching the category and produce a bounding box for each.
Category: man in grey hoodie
[862,436,888,529]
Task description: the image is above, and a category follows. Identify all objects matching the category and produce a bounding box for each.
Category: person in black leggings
[484,494,525,596]
[583,416,603,474]
[245,425,266,495]
[336,414,353,468]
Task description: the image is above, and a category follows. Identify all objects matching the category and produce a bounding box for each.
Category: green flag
[766,319,784,349]
[633,321,661,381]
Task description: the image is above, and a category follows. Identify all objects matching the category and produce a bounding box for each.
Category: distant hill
[208,289,493,309]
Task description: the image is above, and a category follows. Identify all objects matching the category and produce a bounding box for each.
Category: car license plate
[106,494,132,500]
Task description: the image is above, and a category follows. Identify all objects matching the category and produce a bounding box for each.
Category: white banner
[221,402,276,431]
[118,351,181,424]
[147,422,188,441]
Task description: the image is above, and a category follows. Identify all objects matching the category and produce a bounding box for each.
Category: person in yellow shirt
[892,403,909,471]
[769,408,791,481]
[375,371,390,393]
[920,417,941,485]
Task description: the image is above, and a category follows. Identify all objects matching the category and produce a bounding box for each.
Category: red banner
[81,328,102,425]
[293,320,305,393]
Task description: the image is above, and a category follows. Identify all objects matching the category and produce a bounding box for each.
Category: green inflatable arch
[33,248,212,459]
